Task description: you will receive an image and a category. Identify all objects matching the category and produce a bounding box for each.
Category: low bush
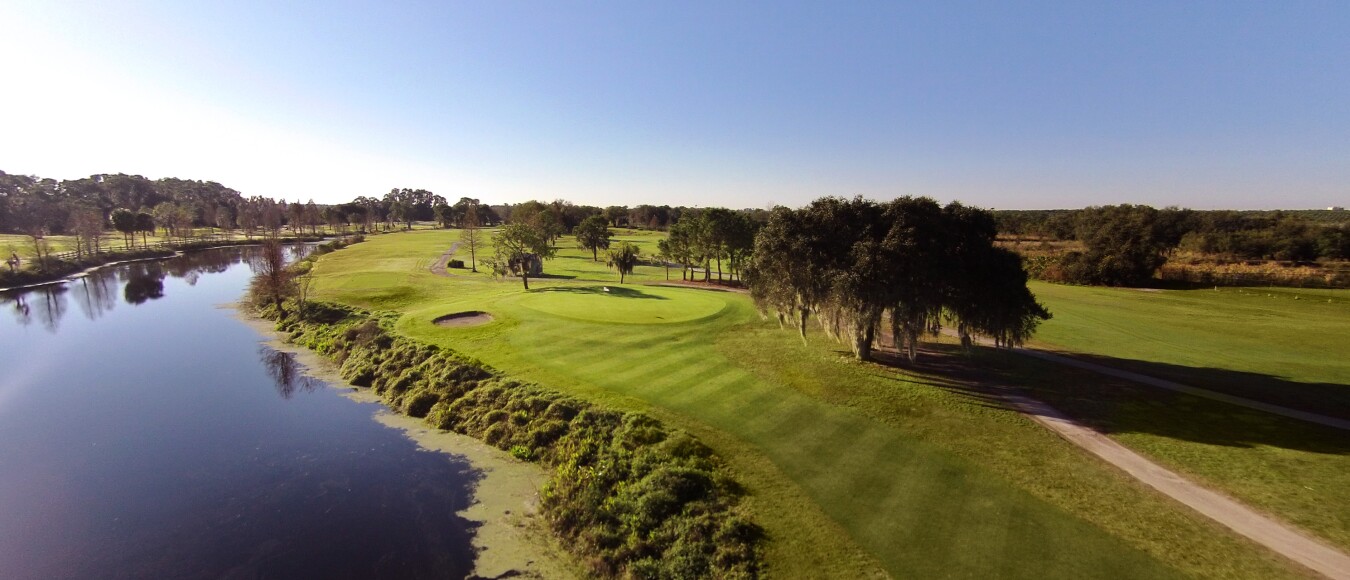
[448,259,465,269]
[270,304,761,578]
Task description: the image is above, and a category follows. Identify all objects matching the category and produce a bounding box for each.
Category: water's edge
[233,308,579,578]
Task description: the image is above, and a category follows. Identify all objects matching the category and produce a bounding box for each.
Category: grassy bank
[266,301,761,578]
[302,228,1313,578]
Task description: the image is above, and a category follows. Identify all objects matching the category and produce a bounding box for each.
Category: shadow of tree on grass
[868,342,1349,455]
[529,285,668,300]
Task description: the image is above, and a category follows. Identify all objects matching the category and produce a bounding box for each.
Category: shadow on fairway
[868,343,1350,455]
[1048,352,1350,421]
[529,285,668,300]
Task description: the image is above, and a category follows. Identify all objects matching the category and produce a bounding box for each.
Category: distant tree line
[996,207,1349,263]
[994,206,1349,287]
[0,171,331,263]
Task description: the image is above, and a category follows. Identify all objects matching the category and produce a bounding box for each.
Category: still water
[0,247,478,579]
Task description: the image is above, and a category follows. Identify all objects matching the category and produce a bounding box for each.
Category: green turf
[307,229,1307,579]
[977,344,1350,553]
[515,285,728,324]
[1007,281,1350,551]
[1027,281,1350,417]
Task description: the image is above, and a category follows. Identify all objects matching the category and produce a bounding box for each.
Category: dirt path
[429,241,461,277]
[1005,393,1350,579]
[1010,346,1350,431]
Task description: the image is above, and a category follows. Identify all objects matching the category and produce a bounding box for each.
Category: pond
[0,247,480,579]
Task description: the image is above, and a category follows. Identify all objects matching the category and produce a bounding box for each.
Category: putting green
[515,284,728,324]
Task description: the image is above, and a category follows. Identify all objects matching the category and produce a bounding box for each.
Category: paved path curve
[634,286,1350,576]
[1005,393,1350,579]
[429,241,461,277]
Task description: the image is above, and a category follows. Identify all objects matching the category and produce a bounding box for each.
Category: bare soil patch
[429,241,461,277]
[434,310,493,327]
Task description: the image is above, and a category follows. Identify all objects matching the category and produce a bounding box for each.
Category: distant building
[1331,206,1346,211]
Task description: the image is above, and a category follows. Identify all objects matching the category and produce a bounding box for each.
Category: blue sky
[1,1,1346,209]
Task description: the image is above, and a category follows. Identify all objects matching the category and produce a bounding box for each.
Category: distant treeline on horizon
[3,169,1344,265]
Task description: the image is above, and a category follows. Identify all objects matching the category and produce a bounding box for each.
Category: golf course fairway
[304,229,1313,579]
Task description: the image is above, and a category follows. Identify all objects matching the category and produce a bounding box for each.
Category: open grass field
[997,281,1350,552]
[1026,281,1350,418]
[302,228,1322,578]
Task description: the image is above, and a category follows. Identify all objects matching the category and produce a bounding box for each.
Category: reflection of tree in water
[10,285,71,333]
[288,244,314,262]
[4,290,32,328]
[246,243,311,274]
[75,274,118,321]
[122,263,166,305]
[1,247,286,329]
[165,249,242,284]
[259,346,322,399]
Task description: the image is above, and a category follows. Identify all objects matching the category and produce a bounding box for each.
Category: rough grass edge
[257,255,762,579]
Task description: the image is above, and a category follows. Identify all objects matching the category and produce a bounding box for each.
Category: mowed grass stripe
[511,318,1178,578]
[511,301,1171,578]
[579,343,706,386]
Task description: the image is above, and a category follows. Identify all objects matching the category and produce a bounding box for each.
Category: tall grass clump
[269,303,762,578]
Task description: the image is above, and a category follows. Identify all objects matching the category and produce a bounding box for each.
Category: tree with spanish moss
[744,196,1050,362]
[606,242,641,284]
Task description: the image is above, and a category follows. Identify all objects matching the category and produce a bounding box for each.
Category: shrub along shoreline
[264,302,761,578]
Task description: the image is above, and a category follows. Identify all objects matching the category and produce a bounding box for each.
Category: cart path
[649,282,1350,575]
[1006,393,1350,579]
[429,242,461,277]
[1009,345,1350,431]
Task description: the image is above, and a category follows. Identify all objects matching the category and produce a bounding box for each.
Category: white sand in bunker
[433,311,493,327]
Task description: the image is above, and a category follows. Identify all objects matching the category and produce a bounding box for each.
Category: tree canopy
[492,222,556,289]
[606,242,641,284]
[1059,204,1178,286]
[744,196,1049,362]
[574,215,613,261]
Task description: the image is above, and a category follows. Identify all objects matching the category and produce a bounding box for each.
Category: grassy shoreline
[261,300,763,578]
[238,311,582,578]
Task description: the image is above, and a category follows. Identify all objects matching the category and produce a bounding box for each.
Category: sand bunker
[433,311,493,328]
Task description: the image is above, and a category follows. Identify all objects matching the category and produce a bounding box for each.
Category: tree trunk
[592,247,598,261]
[797,308,809,345]
[853,322,874,361]
[521,274,529,290]
[717,257,723,282]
